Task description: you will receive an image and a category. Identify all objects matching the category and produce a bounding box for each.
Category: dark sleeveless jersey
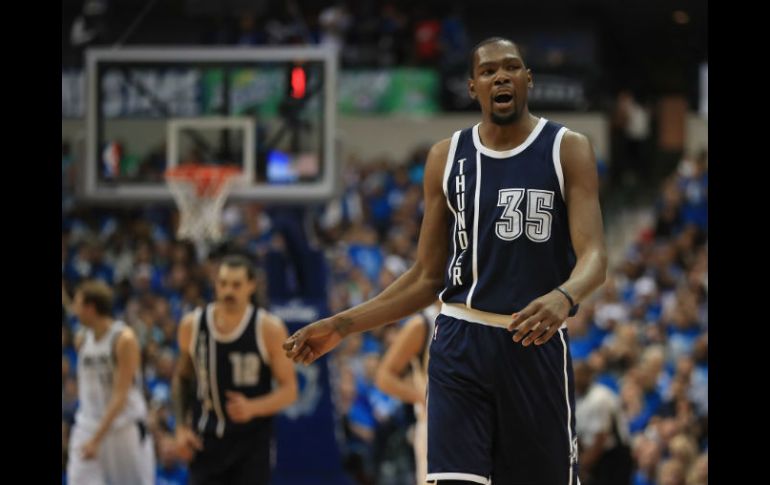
[190,304,273,439]
[439,118,578,315]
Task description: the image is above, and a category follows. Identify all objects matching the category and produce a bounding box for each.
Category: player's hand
[283,318,345,365]
[509,290,571,346]
[225,391,257,423]
[81,437,100,460]
[175,426,203,462]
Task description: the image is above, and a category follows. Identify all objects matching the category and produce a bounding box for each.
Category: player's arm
[172,313,203,458]
[557,131,608,309]
[284,138,452,364]
[62,281,73,315]
[511,131,607,346]
[225,313,298,422]
[375,316,427,405]
[81,328,140,458]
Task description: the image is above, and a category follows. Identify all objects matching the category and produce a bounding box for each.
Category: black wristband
[555,286,575,308]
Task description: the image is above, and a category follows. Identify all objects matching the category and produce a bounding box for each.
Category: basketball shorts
[426,303,578,485]
[67,420,154,485]
[189,430,272,485]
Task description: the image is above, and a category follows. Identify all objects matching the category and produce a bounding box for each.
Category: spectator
[685,453,707,485]
[575,360,633,485]
[631,436,661,485]
[657,458,686,485]
[62,150,706,485]
[156,433,188,485]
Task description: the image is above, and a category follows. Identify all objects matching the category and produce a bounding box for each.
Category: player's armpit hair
[172,355,197,426]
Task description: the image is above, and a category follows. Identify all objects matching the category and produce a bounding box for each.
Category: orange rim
[165,164,241,197]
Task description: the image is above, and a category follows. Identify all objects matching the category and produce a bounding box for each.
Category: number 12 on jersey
[229,352,261,387]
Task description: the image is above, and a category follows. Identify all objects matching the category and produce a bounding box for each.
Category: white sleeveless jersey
[74,321,148,432]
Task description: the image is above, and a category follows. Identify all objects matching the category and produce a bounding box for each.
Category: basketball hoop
[165,164,242,245]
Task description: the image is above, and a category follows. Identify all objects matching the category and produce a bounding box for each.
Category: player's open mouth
[493,93,514,109]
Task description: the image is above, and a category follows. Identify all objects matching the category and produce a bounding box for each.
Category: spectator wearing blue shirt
[156,434,189,485]
[568,306,604,361]
[631,436,661,485]
[677,150,708,234]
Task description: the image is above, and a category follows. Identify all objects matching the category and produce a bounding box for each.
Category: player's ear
[527,69,533,89]
[468,78,477,101]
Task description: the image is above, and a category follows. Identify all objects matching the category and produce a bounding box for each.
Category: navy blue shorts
[189,431,271,485]
[426,310,578,485]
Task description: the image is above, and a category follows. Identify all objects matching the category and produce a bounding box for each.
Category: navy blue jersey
[190,304,273,439]
[439,118,577,315]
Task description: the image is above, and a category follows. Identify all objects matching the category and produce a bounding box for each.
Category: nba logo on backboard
[102,141,121,179]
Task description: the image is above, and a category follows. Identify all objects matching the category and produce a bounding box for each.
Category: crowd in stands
[62,146,707,484]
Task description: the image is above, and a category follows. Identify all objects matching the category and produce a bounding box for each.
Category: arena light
[290,65,306,99]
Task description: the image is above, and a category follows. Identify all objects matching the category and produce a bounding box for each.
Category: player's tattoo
[332,316,355,337]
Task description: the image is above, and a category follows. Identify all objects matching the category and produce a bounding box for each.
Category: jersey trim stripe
[208,330,226,438]
[442,131,461,198]
[471,117,548,159]
[440,302,510,328]
[208,303,254,343]
[197,400,209,433]
[189,308,209,433]
[255,309,270,366]
[425,472,491,485]
[559,328,575,485]
[439,131,462,303]
[465,150,482,307]
[552,127,568,201]
[440,302,567,330]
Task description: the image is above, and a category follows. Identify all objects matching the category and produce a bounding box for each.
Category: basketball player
[375,303,439,485]
[284,36,607,485]
[172,254,298,485]
[66,280,154,485]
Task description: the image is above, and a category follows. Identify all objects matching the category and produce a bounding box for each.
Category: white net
[165,166,241,246]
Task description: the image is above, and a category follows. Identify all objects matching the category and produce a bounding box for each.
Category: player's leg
[188,464,228,485]
[426,314,495,485]
[101,421,155,485]
[225,434,272,485]
[188,438,232,485]
[67,424,108,485]
[492,327,578,485]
